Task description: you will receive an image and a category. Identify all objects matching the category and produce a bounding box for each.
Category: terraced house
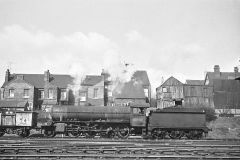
[78,70,151,107]
[0,68,151,110]
[0,69,74,111]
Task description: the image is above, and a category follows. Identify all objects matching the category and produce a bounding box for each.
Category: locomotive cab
[130,105,148,127]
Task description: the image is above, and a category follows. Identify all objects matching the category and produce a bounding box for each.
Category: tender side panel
[16,112,33,126]
[149,112,206,129]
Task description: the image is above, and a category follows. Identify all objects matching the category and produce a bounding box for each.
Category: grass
[207,117,240,139]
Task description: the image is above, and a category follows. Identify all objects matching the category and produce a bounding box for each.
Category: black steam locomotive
[0,104,210,139]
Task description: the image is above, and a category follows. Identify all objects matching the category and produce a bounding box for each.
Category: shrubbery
[199,106,217,122]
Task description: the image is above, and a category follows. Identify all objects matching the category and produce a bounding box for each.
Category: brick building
[112,81,148,106]
[78,70,151,106]
[0,69,151,109]
[156,65,240,114]
[204,65,240,85]
[76,75,105,106]
[0,69,74,111]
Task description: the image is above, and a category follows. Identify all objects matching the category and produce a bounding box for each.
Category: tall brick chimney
[234,67,239,73]
[5,69,10,82]
[44,70,50,82]
[214,65,220,73]
[213,65,220,78]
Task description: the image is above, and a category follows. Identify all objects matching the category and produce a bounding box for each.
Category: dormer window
[93,88,98,98]
[60,89,67,100]
[9,89,14,98]
[39,89,44,99]
[48,89,54,99]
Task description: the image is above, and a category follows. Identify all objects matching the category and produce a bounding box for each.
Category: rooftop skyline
[0,0,239,90]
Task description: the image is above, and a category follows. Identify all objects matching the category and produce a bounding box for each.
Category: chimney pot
[5,69,10,82]
[234,67,239,73]
[44,70,50,82]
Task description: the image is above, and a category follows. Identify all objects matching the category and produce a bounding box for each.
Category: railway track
[1,143,240,159]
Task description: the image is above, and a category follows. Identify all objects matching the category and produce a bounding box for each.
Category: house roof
[160,76,183,87]
[185,80,204,85]
[131,70,150,86]
[113,81,146,99]
[2,74,74,88]
[81,75,103,86]
[205,72,240,85]
[0,100,28,108]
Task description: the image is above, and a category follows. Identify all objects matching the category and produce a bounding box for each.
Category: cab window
[132,108,144,115]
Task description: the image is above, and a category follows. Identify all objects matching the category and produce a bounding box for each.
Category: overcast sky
[0,0,239,90]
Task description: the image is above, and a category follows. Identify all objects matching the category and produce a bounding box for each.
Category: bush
[199,106,217,122]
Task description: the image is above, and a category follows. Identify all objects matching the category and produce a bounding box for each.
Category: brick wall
[78,80,105,106]
[2,78,35,110]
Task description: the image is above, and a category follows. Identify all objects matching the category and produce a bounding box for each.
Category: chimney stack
[234,67,239,73]
[5,69,10,82]
[214,65,220,73]
[101,69,105,76]
[44,70,50,82]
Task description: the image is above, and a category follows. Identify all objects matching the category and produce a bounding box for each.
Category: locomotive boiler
[49,105,131,122]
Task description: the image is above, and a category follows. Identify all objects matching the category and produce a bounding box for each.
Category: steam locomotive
[0,104,210,139]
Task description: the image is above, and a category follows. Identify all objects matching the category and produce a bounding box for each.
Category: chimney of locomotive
[44,70,50,82]
[5,69,10,82]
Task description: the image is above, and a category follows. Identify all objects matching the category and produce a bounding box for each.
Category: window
[190,87,195,96]
[23,89,29,98]
[48,89,54,99]
[133,108,144,115]
[9,89,14,98]
[39,90,44,99]
[108,91,112,97]
[27,102,33,111]
[162,87,167,93]
[93,88,98,98]
[203,88,208,97]
[79,92,86,101]
[60,89,67,100]
[205,76,209,85]
[144,88,149,97]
